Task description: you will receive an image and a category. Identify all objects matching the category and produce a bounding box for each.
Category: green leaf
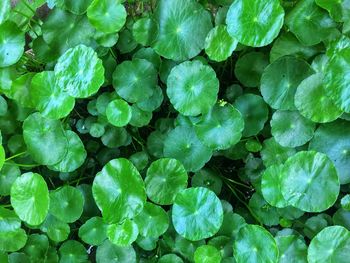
[59,240,88,263]
[316,0,350,22]
[226,0,284,47]
[151,0,213,61]
[40,214,70,242]
[276,235,307,263]
[112,59,158,103]
[167,60,219,116]
[106,99,132,127]
[136,85,164,112]
[286,0,337,46]
[341,194,350,211]
[132,17,157,46]
[30,71,75,120]
[49,185,84,223]
[0,21,25,67]
[0,0,10,24]
[107,219,139,247]
[0,163,21,196]
[191,168,222,196]
[0,228,27,252]
[96,240,136,263]
[145,158,188,205]
[194,245,222,263]
[57,0,92,15]
[308,226,350,263]
[23,112,68,165]
[194,104,244,150]
[42,9,95,55]
[172,187,223,241]
[164,126,213,172]
[324,46,350,113]
[234,52,269,88]
[281,151,340,212]
[10,172,49,225]
[234,94,269,137]
[78,217,107,246]
[159,254,184,263]
[54,44,105,98]
[271,110,316,147]
[309,120,350,184]
[295,73,343,123]
[261,164,288,208]
[48,130,87,173]
[233,224,279,263]
[134,202,169,238]
[92,158,146,223]
[87,0,126,33]
[260,56,314,110]
[204,25,238,62]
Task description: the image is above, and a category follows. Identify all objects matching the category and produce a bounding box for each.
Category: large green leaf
[260,56,314,110]
[54,44,105,98]
[295,73,343,123]
[112,59,157,103]
[309,120,350,184]
[23,112,68,165]
[281,151,340,212]
[92,158,146,223]
[233,224,279,263]
[164,126,212,172]
[172,187,223,241]
[308,226,350,263]
[167,61,219,116]
[194,104,244,150]
[49,185,84,223]
[0,21,25,67]
[144,158,188,205]
[226,0,284,47]
[10,172,49,225]
[30,71,75,120]
[151,0,212,61]
[87,0,126,34]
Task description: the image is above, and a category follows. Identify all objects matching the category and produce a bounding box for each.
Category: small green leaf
[194,245,221,263]
[78,217,107,246]
[59,240,88,263]
[107,219,139,247]
[106,99,132,127]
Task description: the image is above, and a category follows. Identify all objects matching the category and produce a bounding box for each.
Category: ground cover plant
[1,0,350,262]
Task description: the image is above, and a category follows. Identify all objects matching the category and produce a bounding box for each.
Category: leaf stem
[5,162,37,168]
[5,151,27,161]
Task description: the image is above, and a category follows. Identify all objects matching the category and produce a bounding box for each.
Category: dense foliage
[1,0,350,262]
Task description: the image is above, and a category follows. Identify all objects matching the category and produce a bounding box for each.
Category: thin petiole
[5,151,27,161]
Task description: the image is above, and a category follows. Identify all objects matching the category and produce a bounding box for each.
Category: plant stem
[5,151,27,161]
[5,162,37,168]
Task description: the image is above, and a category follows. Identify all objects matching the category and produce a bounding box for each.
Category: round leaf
[172,187,223,241]
[309,120,350,184]
[194,245,221,263]
[204,25,237,62]
[23,112,68,165]
[145,158,188,205]
[96,240,136,263]
[151,0,212,61]
[308,226,350,263]
[10,172,49,225]
[54,44,105,98]
[281,151,340,212]
[134,202,169,238]
[87,0,126,33]
[49,185,84,223]
[59,240,88,263]
[271,110,316,147]
[92,158,146,223]
[48,130,87,173]
[112,59,157,103]
[164,126,212,172]
[233,224,278,263]
[78,217,107,246]
[167,60,219,116]
[260,56,314,110]
[295,73,343,123]
[106,99,132,127]
[30,71,75,120]
[276,235,307,263]
[107,219,139,247]
[226,0,284,47]
[194,104,244,150]
[0,21,25,67]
